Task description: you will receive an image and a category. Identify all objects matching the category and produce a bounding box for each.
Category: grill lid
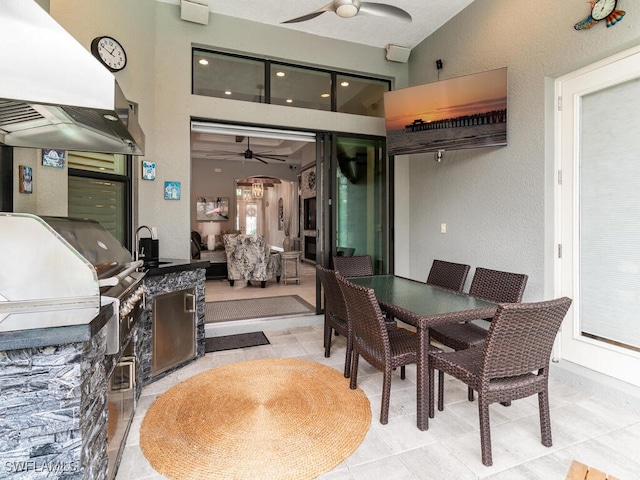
[41,216,135,279]
[0,214,142,332]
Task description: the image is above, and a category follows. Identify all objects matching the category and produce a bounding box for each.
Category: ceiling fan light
[336,4,358,18]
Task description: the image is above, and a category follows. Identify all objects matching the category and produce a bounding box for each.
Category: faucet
[134,225,153,262]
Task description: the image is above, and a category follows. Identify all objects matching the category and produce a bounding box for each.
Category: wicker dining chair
[426,259,471,292]
[429,297,572,466]
[336,274,443,424]
[430,267,528,401]
[316,265,352,378]
[332,254,398,324]
[332,255,374,277]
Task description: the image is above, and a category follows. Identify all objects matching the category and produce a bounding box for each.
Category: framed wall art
[42,149,66,168]
[142,161,156,180]
[19,165,33,194]
[196,196,229,221]
[164,181,181,200]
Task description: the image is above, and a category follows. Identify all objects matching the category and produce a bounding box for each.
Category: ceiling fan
[282,0,411,24]
[205,137,289,164]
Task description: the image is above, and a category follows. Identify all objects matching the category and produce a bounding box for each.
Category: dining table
[349,275,498,431]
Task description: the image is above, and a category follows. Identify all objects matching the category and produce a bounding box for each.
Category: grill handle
[99,260,144,287]
[184,293,196,313]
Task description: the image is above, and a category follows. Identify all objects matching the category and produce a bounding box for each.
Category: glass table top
[349,275,496,320]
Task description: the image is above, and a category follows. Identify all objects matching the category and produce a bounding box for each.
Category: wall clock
[574,0,625,30]
[91,36,127,72]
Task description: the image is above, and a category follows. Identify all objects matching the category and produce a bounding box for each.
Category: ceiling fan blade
[282,2,334,24]
[255,155,287,162]
[359,2,412,22]
[253,150,289,157]
[205,151,242,157]
[253,156,269,164]
[282,11,327,24]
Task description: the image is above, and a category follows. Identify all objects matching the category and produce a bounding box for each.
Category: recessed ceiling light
[103,114,118,121]
[276,71,286,77]
[286,99,293,103]
[224,91,232,95]
[199,59,209,65]
[321,93,330,98]
[341,81,349,87]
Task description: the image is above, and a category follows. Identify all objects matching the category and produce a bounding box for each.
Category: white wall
[51,0,409,259]
[396,0,640,301]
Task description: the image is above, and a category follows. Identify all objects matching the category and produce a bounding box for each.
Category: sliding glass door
[317,132,390,271]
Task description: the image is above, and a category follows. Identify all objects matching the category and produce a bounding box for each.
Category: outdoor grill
[0,213,147,479]
[0,213,145,355]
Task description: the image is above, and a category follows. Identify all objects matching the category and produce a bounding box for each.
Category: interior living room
[3,0,640,478]
[189,125,318,308]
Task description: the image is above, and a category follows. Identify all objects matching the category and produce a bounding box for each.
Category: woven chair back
[336,274,390,359]
[426,260,471,292]
[316,265,348,322]
[469,267,528,303]
[481,297,572,379]
[333,255,374,277]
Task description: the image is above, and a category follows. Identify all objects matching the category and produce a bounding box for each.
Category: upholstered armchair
[223,234,281,288]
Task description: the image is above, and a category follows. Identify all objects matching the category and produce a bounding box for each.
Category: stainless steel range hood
[0,0,145,155]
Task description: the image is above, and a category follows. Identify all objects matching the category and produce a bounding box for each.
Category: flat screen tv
[384,67,507,156]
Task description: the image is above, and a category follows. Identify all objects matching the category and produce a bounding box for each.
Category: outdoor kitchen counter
[0,301,114,351]
[142,258,209,276]
[137,258,208,388]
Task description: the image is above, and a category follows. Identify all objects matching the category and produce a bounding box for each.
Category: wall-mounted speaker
[180,0,210,25]
[385,44,411,63]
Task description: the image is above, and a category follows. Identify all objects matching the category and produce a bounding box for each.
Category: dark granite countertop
[0,260,208,351]
[141,258,209,276]
[0,302,114,351]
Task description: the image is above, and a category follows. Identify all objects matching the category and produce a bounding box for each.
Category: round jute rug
[139,358,371,480]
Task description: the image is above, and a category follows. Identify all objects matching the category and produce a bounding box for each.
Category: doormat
[205,295,315,323]
[205,332,270,353]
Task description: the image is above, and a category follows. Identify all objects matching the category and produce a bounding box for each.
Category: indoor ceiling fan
[205,137,289,164]
[282,0,412,24]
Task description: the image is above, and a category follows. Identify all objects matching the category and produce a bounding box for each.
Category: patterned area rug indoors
[205,295,315,323]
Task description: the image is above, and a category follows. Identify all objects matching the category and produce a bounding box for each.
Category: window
[193,50,266,102]
[336,74,388,118]
[271,64,332,111]
[192,49,390,117]
[68,151,131,246]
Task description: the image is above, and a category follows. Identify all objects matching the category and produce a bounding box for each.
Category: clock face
[592,0,616,20]
[91,36,127,72]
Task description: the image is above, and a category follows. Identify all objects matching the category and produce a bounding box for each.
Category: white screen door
[556,46,640,386]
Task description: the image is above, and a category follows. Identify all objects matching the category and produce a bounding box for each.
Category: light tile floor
[116,324,640,480]
[205,259,318,306]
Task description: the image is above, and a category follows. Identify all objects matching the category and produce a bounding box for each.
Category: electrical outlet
[151,227,158,239]
[440,223,447,234]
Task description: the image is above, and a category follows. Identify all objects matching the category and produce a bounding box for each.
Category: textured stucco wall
[51,0,408,259]
[396,0,640,300]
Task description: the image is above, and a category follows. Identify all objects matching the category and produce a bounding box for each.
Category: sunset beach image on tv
[384,67,507,156]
